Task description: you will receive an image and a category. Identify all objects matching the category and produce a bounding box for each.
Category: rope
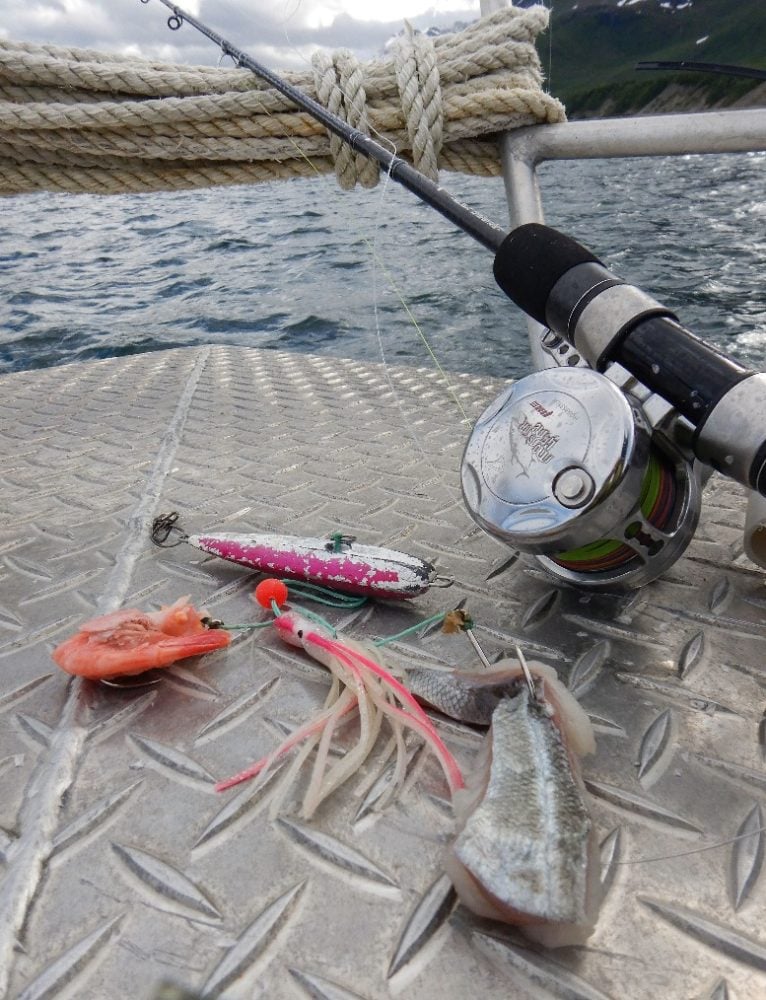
[394,22,443,181]
[312,48,379,190]
[0,6,565,197]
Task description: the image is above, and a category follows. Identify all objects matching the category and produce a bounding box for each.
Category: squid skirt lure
[216,610,464,819]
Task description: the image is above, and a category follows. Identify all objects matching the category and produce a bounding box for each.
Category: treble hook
[151,511,188,548]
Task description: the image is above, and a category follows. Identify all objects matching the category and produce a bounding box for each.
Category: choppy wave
[1,152,764,378]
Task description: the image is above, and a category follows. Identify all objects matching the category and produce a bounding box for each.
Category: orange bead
[254,578,289,609]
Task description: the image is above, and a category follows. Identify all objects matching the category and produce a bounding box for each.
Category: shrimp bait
[444,657,599,947]
[216,611,464,817]
[152,513,450,600]
[51,596,231,680]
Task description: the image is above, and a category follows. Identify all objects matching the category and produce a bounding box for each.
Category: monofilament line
[618,826,766,866]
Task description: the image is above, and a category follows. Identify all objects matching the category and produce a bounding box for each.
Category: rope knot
[0,12,566,196]
[311,48,379,191]
[393,22,443,182]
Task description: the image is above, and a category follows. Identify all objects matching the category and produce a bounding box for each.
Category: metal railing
[497,108,766,366]
[479,0,766,365]
[500,108,766,226]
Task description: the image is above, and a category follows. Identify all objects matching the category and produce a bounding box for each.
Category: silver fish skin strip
[406,667,523,726]
[452,687,592,925]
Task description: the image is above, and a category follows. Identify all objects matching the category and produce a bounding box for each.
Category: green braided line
[554,452,664,564]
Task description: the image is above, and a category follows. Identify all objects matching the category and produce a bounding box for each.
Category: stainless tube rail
[482,0,766,367]
[500,108,766,229]
[499,109,766,367]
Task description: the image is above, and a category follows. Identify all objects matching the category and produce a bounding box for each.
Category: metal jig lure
[151,513,451,599]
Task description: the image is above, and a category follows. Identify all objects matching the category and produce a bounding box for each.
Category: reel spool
[461,367,701,589]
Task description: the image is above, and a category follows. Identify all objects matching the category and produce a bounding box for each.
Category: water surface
[1,153,764,378]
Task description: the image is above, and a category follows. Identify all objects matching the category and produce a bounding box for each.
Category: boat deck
[1,346,765,999]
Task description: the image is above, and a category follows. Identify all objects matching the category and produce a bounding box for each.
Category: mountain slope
[535,0,766,116]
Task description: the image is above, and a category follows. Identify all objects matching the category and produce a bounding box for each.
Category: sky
[0,0,483,70]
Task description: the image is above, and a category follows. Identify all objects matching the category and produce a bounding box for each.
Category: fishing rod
[637,61,766,82]
[142,0,766,588]
[139,0,504,253]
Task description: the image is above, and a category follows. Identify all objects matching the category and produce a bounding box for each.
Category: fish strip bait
[152,512,451,600]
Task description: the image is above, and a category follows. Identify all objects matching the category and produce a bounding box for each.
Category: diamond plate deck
[1,346,766,1000]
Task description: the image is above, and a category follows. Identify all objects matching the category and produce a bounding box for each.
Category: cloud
[0,0,480,69]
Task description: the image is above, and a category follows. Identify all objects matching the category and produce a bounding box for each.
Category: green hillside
[538,0,766,116]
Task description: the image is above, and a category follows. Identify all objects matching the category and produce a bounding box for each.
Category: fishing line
[278,0,305,25]
[279,114,465,456]
[281,579,367,607]
[154,0,472,452]
[617,825,766,866]
[546,1,553,95]
[365,234,472,426]
[273,2,472,447]
[550,452,678,574]
[369,150,449,475]
[235,69,461,466]
[373,609,448,646]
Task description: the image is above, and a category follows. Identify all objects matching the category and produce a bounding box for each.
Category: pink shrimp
[52,596,231,680]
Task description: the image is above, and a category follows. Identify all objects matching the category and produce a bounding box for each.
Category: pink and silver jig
[152,513,451,600]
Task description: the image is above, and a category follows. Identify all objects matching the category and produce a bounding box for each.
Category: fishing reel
[142,0,766,589]
[461,331,703,589]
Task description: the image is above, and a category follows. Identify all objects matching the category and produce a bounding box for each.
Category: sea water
[0,152,764,378]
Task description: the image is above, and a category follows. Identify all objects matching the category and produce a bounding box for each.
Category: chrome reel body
[461,332,704,589]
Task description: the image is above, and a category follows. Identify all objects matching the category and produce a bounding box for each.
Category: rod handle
[493,223,766,497]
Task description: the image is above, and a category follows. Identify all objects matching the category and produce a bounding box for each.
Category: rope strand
[0,9,564,196]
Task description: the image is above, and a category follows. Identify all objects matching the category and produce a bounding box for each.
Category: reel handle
[493,224,766,498]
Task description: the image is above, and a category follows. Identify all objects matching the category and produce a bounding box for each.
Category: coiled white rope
[394,21,444,184]
[0,6,565,196]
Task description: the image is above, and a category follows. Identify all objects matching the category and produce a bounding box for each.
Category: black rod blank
[637,61,766,82]
[145,0,507,252]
